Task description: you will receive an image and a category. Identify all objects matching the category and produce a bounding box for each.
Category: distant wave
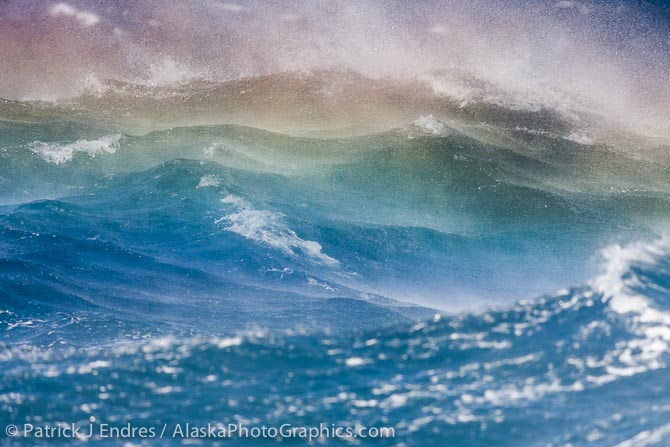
[5,71,666,149]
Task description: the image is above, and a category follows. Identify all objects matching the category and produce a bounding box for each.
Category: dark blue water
[2,244,670,446]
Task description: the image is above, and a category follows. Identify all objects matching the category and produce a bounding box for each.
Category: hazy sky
[1,0,668,135]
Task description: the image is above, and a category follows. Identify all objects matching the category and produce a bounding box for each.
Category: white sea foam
[307,277,337,291]
[196,175,220,189]
[28,135,122,164]
[613,424,670,447]
[413,115,450,136]
[592,236,670,323]
[217,195,339,265]
[565,132,595,145]
[203,144,217,158]
[586,236,670,380]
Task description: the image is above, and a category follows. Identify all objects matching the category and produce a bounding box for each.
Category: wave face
[1,96,670,446]
[2,237,670,446]
[1,119,669,305]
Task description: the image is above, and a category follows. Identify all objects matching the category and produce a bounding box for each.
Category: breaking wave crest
[217,194,339,265]
[27,135,122,164]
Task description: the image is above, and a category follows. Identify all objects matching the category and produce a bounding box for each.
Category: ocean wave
[1,124,667,308]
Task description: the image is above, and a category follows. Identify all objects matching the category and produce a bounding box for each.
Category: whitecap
[584,236,670,382]
[196,175,220,189]
[217,195,339,265]
[413,115,450,136]
[28,135,122,164]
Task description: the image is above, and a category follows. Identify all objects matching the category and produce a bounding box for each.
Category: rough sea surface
[1,89,670,446]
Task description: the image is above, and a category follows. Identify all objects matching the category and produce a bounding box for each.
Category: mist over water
[1,0,669,139]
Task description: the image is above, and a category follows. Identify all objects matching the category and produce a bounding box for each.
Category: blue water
[1,111,670,445]
[2,246,670,446]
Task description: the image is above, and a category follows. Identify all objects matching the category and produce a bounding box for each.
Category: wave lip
[588,237,670,381]
[594,236,670,321]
